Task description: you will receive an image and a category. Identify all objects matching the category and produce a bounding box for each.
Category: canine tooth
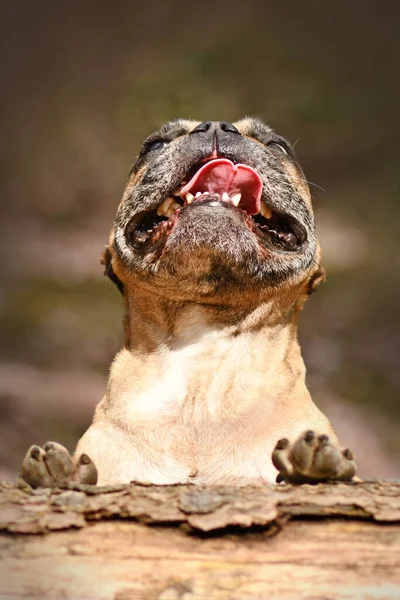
[222,192,229,201]
[195,191,202,198]
[260,202,272,219]
[186,192,194,204]
[157,197,174,216]
[231,193,241,206]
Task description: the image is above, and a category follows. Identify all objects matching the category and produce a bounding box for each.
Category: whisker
[304,179,326,193]
[289,139,325,193]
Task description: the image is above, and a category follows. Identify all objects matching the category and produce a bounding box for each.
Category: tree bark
[0,481,399,599]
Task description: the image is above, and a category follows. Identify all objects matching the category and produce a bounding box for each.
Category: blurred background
[1,0,399,480]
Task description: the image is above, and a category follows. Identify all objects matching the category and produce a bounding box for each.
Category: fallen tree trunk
[0,481,399,599]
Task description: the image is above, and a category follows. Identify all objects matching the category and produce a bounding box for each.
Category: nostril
[220,122,240,134]
[190,121,212,134]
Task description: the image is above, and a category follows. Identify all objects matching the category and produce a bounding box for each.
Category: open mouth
[127,159,306,252]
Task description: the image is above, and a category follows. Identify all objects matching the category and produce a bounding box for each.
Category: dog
[19,118,356,489]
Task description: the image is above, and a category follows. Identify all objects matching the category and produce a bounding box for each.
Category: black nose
[219,121,240,134]
[190,121,241,135]
[190,121,212,134]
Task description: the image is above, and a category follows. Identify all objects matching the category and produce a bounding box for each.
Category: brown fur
[72,118,340,486]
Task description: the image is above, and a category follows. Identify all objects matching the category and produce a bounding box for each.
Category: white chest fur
[76,306,322,486]
[100,324,297,485]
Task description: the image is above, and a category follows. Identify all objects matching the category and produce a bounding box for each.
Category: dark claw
[272,439,294,477]
[20,446,53,489]
[80,454,91,465]
[304,430,315,444]
[317,434,329,444]
[275,438,290,450]
[343,448,354,460]
[74,453,98,485]
[29,446,42,460]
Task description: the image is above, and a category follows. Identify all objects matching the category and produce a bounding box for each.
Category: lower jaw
[131,212,304,252]
[127,194,306,253]
[128,222,305,257]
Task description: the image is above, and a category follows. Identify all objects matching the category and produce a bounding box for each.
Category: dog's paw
[272,430,356,484]
[18,442,98,490]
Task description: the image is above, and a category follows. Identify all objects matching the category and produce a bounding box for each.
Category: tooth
[222,192,229,201]
[195,191,202,198]
[260,202,272,219]
[204,191,209,195]
[231,193,241,206]
[157,197,174,216]
[186,192,194,204]
[171,202,181,211]
[165,205,175,217]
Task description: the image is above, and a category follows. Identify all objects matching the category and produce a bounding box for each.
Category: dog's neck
[125,287,298,344]
[112,283,309,419]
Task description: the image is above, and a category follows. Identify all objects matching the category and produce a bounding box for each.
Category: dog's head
[105,118,324,307]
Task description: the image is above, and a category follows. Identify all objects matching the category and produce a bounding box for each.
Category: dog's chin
[120,198,314,302]
[126,195,306,255]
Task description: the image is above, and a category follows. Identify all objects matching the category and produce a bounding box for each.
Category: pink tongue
[180,159,263,215]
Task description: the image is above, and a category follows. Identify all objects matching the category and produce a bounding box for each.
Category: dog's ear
[100,246,124,295]
[307,266,326,295]
[294,266,326,314]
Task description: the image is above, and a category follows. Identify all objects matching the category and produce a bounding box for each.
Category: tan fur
[75,119,337,486]
[76,281,335,486]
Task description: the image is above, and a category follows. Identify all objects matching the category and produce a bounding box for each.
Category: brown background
[1,0,399,480]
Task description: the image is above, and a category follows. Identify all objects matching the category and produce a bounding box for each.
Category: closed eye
[146,139,167,152]
[267,141,290,156]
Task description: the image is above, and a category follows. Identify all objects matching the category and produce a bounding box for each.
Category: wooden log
[0,481,399,599]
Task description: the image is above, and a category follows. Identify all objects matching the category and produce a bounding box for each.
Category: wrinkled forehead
[123,117,312,207]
